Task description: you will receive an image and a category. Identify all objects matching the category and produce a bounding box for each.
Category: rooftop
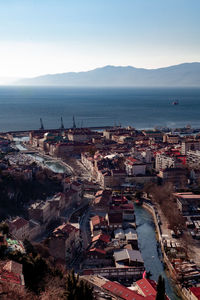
[114,249,144,264]
[190,287,200,300]
[11,217,29,230]
[136,278,157,297]
[102,280,146,300]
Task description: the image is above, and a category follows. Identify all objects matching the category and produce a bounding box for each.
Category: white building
[155,153,181,172]
[125,157,146,176]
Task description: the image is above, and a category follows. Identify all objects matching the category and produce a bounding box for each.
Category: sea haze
[0,86,200,132]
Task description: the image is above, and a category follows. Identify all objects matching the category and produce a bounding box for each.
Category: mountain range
[16,62,200,87]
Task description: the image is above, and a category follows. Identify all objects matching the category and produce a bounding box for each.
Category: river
[134,205,180,300]
[13,137,70,174]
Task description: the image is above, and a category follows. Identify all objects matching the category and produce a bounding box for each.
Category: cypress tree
[156,275,166,300]
[65,269,93,300]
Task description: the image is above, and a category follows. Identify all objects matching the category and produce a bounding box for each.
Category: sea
[0,86,200,132]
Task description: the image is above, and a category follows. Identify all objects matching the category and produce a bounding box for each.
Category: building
[155,153,182,171]
[83,266,144,282]
[48,222,80,264]
[93,190,112,212]
[174,192,200,214]
[163,134,179,144]
[125,157,146,176]
[107,212,123,230]
[187,150,200,169]
[181,140,200,155]
[113,249,144,267]
[142,130,163,139]
[7,217,29,240]
[188,287,200,300]
[135,278,157,298]
[158,168,188,187]
[0,260,24,287]
[90,215,108,236]
[124,228,138,248]
[68,128,100,142]
[102,280,146,300]
[28,198,60,226]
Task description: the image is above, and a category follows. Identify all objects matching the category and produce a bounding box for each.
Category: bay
[0,86,200,132]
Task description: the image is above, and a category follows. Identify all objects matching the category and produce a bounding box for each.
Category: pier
[1,125,117,137]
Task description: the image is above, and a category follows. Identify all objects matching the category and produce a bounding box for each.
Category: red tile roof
[0,270,21,285]
[92,234,110,243]
[190,287,200,300]
[91,215,106,226]
[54,223,79,234]
[102,280,146,300]
[0,261,23,286]
[136,278,157,297]
[89,248,106,255]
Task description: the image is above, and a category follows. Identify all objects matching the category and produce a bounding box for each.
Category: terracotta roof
[0,270,21,285]
[136,278,157,297]
[91,215,106,226]
[54,223,78,234]
[190,287,200,300]
[92,234,110,243]
[102,280,146,300]
[89,248,106,255]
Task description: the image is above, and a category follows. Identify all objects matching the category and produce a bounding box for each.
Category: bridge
[20,150,38,154]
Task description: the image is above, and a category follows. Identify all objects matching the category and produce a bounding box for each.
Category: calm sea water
[0,86,200,132]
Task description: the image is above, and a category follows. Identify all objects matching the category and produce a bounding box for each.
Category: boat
[172,100,179,105]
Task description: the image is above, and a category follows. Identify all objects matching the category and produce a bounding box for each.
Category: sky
[0,0,200,80]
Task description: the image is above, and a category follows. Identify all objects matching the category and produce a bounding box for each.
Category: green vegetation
[0,222,9,235]
[64,270,93,300]
[144,183,185,231]
[0,238,93,299]
[0,169,62,221]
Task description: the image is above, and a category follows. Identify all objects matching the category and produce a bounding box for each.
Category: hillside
[17,62,200,87]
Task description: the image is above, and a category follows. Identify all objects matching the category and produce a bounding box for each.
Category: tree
[64,270,93,300]
[156,275,166,300]
[0,222,9,235]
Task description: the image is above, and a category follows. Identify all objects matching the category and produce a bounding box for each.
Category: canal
[134,205,180,300]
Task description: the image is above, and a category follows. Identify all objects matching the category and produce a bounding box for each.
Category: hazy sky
[0,0,200,78]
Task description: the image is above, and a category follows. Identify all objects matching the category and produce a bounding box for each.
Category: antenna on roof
[73,115,76,129]
[40,118,44,130]
[60,117,64,129]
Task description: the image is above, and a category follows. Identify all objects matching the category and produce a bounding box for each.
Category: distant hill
[16,62,200,87]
